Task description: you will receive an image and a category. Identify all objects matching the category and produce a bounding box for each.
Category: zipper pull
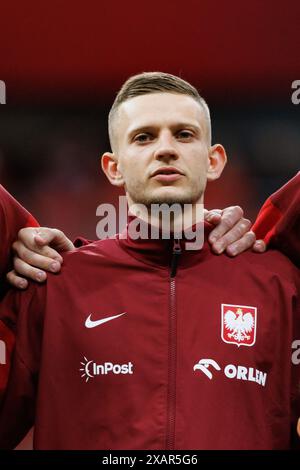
[170,239,182,278]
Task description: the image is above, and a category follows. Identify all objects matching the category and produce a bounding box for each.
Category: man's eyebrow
[173,122,202,133]
[127,126,156,140]
[127,122,202,140]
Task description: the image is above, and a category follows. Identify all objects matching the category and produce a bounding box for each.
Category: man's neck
[128,201,204,233]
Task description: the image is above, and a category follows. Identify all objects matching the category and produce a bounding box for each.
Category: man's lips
[151,167,184,182]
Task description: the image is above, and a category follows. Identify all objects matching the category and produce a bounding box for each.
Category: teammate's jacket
[253,172,300,267]
[0,221,299,450]
[0,185,38,289]
[0,185,38,395]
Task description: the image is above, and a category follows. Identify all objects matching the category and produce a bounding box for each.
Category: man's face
[111,92,212,207]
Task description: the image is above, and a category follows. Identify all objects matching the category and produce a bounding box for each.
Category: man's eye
[134,133,152,143]
[177,130,193,139]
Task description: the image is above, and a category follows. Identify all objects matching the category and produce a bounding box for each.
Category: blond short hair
[108,72,211,151]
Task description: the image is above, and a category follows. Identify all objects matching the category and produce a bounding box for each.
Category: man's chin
[136,192,198,207]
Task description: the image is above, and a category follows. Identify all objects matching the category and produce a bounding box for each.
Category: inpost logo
[80,357,134,382]
[0,81,6,104]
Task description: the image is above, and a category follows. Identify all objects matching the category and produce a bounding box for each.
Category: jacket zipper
[166,239,182,449]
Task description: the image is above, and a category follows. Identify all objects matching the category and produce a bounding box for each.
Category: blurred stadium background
[0,1,299,241]
[0,0,299,449]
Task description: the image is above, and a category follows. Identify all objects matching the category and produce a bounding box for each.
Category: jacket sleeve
[0,185,39,299]
[252,172,300,267]
[73,236,92,247]
[291,281,300,449]
[0,285,44,449]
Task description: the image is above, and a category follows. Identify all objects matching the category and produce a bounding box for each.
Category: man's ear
[207,144,227,182]
[101,152,125,187]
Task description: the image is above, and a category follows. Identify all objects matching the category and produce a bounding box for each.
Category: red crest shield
[221,304,257,347]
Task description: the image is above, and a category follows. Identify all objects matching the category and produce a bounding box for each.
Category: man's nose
[153,133,179,161]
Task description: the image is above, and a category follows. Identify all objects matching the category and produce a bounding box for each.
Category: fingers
[252,239,267,253]
[13,257,48,283]
[211,217,252,255]
[13,238,62,264]
[226,231,256,256]
[18,227,74,256]
[206,206,267,256]
[6,270,29,290]
[12,240,62,273]
[34,234,58,248]
[205,209,222,226]
[208,206,244,246]
[18,228,64,261]
[34,228,75,252]
[8,227,74,287]
[297,418,300,437]
[11,237,62,286]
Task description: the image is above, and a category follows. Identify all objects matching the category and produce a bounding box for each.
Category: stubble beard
[126,180,203,209]
[125,180,204,234]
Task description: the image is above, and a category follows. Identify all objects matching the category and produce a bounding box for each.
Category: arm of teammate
[252,172,300,267]
[205,206,266,256]
[6,228,76,289]
[0,286,42,449]
[6,206,264,290]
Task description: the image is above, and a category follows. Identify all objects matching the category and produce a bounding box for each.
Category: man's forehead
[118,92,206,132]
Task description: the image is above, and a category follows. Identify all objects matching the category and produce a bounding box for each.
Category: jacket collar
[117,215,214,270]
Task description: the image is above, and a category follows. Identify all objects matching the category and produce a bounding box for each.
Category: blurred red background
[0,0,299,242]
[0,0,299,449]
[1,0,299,103]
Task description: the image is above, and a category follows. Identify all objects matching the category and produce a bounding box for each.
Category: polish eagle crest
[221,304,257,347]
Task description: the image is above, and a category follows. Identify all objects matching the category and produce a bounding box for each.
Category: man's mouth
[151,166,184,183]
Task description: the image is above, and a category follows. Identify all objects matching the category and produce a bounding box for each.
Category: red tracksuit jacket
[0,184,38,290]
[0,185,38,395]
[0,222,299,450]
[253,172,300,267]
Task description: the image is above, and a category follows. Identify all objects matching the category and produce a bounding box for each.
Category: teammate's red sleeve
[252,172,300,266]
[0,185,39,280]
[0,286,44,449]
[73,236,91,247]
[0,320,15,393]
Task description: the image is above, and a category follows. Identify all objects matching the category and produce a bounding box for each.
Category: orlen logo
[193,359,221,379]
[194,358,267,387]
[80,356,134,382]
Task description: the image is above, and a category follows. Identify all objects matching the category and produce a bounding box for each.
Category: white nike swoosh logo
[85,312,127,328]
